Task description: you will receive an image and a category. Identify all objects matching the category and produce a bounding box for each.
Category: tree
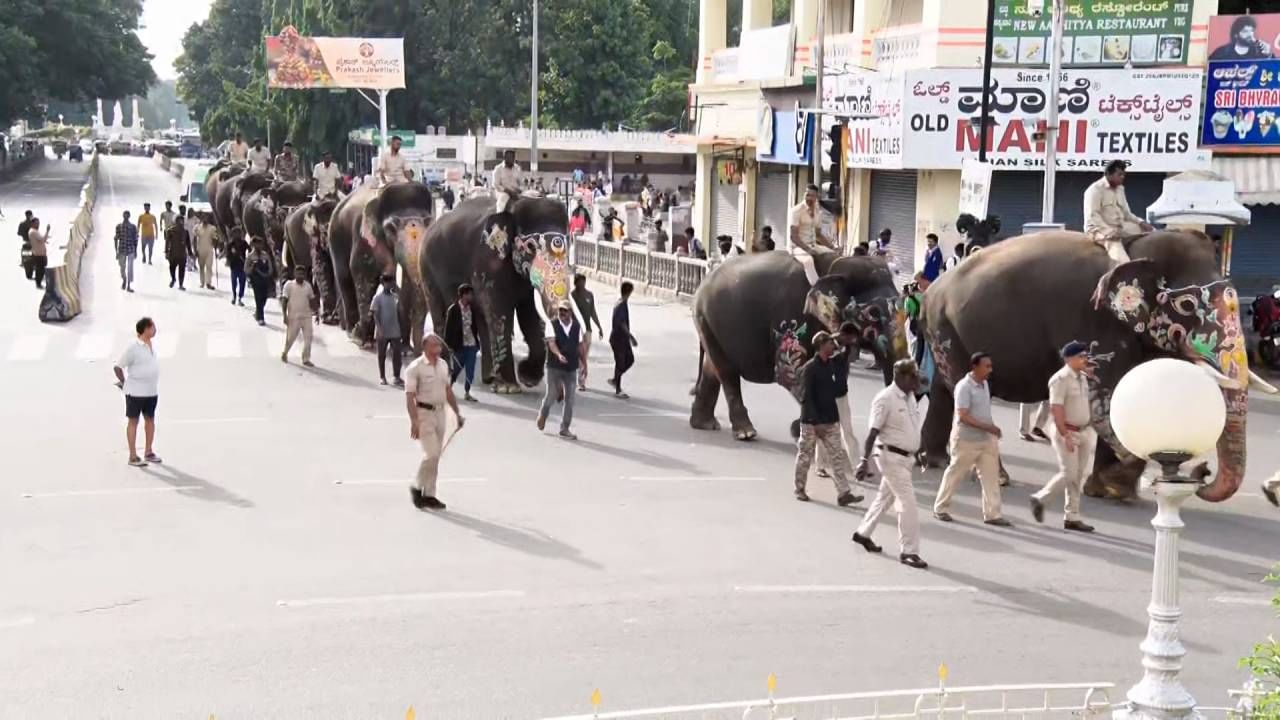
[1239,567,1280,717]
[0,0,155,127]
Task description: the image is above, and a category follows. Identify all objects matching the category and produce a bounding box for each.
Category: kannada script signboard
[991,0,1192,67]
[266,26,405,90]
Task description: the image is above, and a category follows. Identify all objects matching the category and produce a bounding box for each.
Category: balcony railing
[570,233,708,297]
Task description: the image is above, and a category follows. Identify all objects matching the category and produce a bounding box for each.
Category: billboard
[1207,14,1280,62]
[757,107,814,166]
[990,0,1192,67]
[266,26,405,90]
[1201,61,1280,147]
[821,68,904,169]
[900,67,1208,172]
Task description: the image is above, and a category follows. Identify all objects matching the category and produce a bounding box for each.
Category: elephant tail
[695,342,705,390]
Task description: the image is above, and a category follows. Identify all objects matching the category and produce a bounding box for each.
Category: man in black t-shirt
[793,332,863,507]
[17,210,33,279]
[1209,15,1274,61]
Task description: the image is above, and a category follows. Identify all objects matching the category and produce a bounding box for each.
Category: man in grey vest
[537,301,583,440]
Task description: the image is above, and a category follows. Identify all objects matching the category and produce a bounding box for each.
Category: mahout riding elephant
[327,182,432,349]
[284,197,340,324]
[417,196,573,393]
[206,161,246,241]
[920,230,1277,503]
[691,249,902,440]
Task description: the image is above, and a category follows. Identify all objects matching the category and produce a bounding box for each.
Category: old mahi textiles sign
[900,67,1208,172]
[266,26,406,90]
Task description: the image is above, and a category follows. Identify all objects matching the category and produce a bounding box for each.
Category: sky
[139,0,214,79]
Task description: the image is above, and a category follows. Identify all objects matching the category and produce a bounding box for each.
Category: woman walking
[246,237,276,326]
[113,317,162,467]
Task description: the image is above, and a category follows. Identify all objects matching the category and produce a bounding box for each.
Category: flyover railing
[571,233,708,299]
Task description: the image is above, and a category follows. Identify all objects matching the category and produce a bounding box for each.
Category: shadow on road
[435,511,604,571]
[142,464,254,509]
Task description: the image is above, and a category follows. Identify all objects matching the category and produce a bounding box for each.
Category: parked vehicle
[1252,292,1280,370]
[51,140,67,159]
[68,145,83,162]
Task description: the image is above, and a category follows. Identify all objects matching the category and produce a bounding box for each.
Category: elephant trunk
[1197,385,1247,502]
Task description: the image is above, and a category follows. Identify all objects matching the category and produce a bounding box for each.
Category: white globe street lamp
[1110,358,1227,720]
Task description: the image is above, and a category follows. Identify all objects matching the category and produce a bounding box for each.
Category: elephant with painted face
[691,250,903,440]
[416,196,574,393]
[921,230,1277,503]
[284,197,340,324]
[327,183,432,349]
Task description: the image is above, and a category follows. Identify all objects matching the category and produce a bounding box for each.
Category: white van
[178,162,216,217]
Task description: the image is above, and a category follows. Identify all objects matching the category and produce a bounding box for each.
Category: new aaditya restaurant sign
[824,67,1209,172]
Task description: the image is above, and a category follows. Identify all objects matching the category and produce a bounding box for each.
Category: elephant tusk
[1249,369,1280,394]
[1194,359,1235,387]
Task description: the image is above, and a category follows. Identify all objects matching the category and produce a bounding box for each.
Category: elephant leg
[920,371,953,467]
[690,345,722,431]
[722,374,756,441]
[400,280,426,353]
[350,264,378,347]
[312,245,339,324]
[490,311,519,392]
[513,291,547,388]
[1084,372,1144,501]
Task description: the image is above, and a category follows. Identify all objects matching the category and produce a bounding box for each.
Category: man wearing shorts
[113,317,162,467]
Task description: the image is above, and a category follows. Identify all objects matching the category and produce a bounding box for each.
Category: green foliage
[0,0,156,127]
[1240,567,1280,717]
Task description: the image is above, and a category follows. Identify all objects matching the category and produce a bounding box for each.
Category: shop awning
[1211,155,1280,206]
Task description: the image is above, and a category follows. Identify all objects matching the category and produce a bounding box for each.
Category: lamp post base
[1113,474,1200,720]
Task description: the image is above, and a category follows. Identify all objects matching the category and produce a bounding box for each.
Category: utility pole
[811,0,826,185]
[1041,0,1066,223]
[978,0,995,163]
[531,0,540,173]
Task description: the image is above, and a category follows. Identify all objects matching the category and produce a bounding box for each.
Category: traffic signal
[827,122,844,198]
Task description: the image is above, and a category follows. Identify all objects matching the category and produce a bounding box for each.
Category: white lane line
[598,412,685,418]
[152,332,179,359]
[622,475,766,482]
[1212,594,1273,607]
[6,335,50,361]
[333,478,489,486]
[74,332,113,361]
[207,330,242,358]
[21,486,202,499]
[0,617,35,630]
[277,589,525,608]
[734,585,979,594]
[169,417,268,425]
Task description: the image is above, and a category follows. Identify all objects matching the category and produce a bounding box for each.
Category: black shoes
[851,532,882,553]
[794,489,810,502]
[836,492,864,507]
[410,487,428,509]
[984,517,1013,527]
[423,496,447,510]
[1064,520,1095,533]
[816,469,832,478]
[1030,497,1045,523]
[900,553,928,569]
[1032,428,1049,440]
[933,512,954,522]
[1019,431,1036,442]
[1263,483,1279,508]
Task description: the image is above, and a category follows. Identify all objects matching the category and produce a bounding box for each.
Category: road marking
[207,330,242,358]
[734,585,979,595]
[152,332,179,359]
[598,412,685,418]
[622,475,766,482]
[276,589,525,608]
[74,332,113,360]
[169,417,268,425]
[1212,594,1273,607]
[6,335,49,361]
[21,486,202,499]
[0,617,35,630]
[332,478,489,486]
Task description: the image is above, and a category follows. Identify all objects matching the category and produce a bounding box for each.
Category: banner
[1201,61,1280,147]
[991,0,1192,67]
[821,68,904,169]
[757,107,813,166]
[958,159,994,218]
[900,67,1208,172]
[1207,14,1280,62]
[266,26,405,90]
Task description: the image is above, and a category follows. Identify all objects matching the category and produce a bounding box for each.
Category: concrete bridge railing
[38,152,99,322]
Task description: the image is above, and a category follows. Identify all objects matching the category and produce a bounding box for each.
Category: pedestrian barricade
[39,153,98,322]
[571,234,709,300]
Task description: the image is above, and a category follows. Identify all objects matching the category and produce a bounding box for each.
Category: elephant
[272,179,312,209]
[690,249,903,440]
[327,182,432,350]
[920,229,1277,504]
[417,196,574,393]
[206,161,246,242]
[230,171,275,232]
[241,187,288,270]
[284,197,340,324]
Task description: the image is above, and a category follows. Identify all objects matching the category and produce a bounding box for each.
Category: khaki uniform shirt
[378,152,409,185]
[282,279,315,320]
[788,202,821,255]
[405,356,449,407]
[868,384,922,453]
[1048,365,1091,427]
[1083,177,1143,239]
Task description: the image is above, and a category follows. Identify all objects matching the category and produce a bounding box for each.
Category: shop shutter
[868,170,918,281]
[755,165,791,244]
[986,171,1164,237]
[1226,203,1280,298]
[713,176,742,242]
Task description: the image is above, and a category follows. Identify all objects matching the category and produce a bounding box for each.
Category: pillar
[693,149,714,251]
[697,0,727,85]
[913,169,964,270]
[792,0,820,50]
[742,0,772,32]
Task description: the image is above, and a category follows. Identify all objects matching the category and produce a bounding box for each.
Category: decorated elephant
[691,250,902,440]
[241,187,288,271]
[327,183,432,349]
[230,171,275,231]
[272,179,312,209]
[920,230,1277,503]
[284,197,340,324]
[417,196,573,393]
[206,161,246,241]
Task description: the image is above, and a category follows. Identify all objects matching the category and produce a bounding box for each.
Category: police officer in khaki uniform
[1029,341,1096,532]
[404,333,463,511]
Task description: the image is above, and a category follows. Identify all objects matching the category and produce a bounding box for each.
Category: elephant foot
[733,427,758,442]
[516,358,545,388]
[690,415,721,431]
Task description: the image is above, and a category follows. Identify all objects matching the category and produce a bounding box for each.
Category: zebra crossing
[1,325,373,364]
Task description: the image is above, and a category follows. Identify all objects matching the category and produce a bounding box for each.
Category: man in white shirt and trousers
[851,359,928,569]
[789,184,836,284]
[313,151,342,198]
[492,149,523,214]
[377,135,410,187]
[1084,159,1153,263]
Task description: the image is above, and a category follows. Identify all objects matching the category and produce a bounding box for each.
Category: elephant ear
[804,275,850,333]
[360,193,384,250]
[482,213,514,261]
[1092,258,1161,333]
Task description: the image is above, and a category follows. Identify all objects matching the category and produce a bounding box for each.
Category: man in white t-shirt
[113,316,163,467]
[789,184,835,284]
[313,151,342,198]
[491,149,522,213]
[247,139,272,174]
[280,267,316,366]
[225,132,249,163]
[377,135,410,186]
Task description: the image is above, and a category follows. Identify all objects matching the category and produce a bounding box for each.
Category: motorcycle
[1251,293,1280,371]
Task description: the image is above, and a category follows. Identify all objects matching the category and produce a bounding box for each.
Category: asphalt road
[1,156,1276,719]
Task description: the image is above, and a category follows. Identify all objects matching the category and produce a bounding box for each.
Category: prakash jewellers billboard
[900,67,1208,172]
[266,26,405,90]
[821,68,904,169]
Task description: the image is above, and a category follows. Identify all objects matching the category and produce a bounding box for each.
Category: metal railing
[571,233,709,297]
[543,682,1118,720]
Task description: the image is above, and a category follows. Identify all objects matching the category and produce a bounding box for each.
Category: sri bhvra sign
[266,26,405,90]
[899,67,1209,172]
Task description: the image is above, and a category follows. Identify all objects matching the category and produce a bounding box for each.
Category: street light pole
[811,0,826,185]
[531,0,540,174]
[1041,0,1066,223]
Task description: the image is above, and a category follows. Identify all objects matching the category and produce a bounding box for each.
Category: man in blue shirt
[922,233,943,281]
